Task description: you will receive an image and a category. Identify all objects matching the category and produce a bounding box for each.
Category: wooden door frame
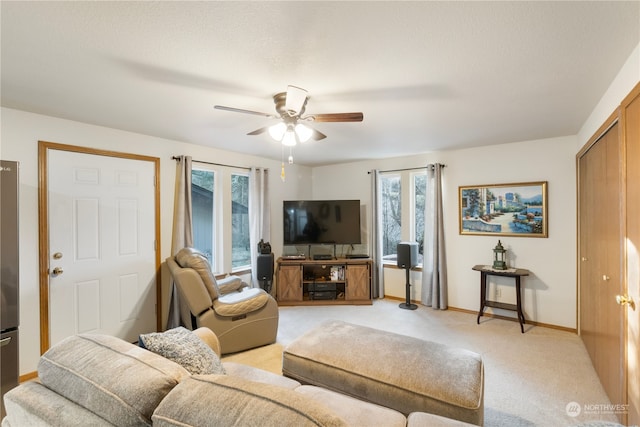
[37,141,161,354]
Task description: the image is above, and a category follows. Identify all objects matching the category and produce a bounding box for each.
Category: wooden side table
[472,265,530,333]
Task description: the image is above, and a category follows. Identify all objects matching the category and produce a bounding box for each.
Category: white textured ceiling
[2,1,639,166]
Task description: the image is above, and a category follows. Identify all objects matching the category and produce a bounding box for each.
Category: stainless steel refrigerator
[1,160,19,419]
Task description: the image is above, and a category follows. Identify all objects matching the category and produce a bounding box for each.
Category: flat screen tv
[283,200,361,245]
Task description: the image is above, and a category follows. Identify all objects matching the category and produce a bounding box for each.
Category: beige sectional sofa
[2,327,475,427]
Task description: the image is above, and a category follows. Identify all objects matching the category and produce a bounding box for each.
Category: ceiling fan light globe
[295,123,313,142]
[282,130,297,147]
[268,122,286,141]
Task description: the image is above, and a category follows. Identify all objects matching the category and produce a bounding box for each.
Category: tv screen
[283,200,361,245]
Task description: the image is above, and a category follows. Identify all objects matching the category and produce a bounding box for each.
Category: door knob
[616,295,636,311]
[52,267,64,276]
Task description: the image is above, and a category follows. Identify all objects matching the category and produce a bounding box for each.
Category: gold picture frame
[459,181,548,237]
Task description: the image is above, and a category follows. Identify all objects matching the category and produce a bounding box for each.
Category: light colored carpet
[222,299,622,427]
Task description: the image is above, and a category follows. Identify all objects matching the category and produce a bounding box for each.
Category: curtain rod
[367,164,446,174]
[172,156,253,171]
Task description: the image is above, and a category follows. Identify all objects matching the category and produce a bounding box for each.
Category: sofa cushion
[295,385,407,427]
[223,362,301,390]
[139,327,226,375]
[2,380,113,426]
[407,412,478,426]
[175,247,220,299]
[152,375,349,427]
[38,334,189,427]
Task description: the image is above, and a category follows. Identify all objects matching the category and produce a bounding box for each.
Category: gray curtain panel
[371,169,384,299]
[249,167,270,288]
[421,163,448,309]
[167,155,194,328]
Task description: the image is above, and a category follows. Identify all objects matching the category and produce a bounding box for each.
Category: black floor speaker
[257,253,274,293]
[397,242,418,269]
[397,242,418,310]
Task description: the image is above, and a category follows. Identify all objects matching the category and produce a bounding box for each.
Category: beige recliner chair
[166,247,278,354]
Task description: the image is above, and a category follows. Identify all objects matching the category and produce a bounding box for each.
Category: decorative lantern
[492,240,507,270]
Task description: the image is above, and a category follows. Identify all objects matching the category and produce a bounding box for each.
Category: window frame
[191,166,218,271]
[191,165,250,275]
[230,171,251,273]
[380,172,402,264]
[411,171,426,265]
[379,170,426,267]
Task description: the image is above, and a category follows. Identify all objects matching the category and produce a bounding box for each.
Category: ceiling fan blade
[311,128,327,141]
[285,85,308,116]
[308,112,364,122]
[247,126,269,136]
[214,105,274,118]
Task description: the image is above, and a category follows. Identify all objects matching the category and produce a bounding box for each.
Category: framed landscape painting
[459,181,548,237]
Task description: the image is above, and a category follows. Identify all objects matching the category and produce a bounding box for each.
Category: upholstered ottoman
[282,320,484,426]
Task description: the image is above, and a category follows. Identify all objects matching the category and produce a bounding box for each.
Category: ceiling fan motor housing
[274,91,308,117]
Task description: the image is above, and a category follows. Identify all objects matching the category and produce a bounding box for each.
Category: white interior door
[47,149,157,345]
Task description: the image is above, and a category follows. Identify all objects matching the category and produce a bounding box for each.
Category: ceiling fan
[214,85,364,146]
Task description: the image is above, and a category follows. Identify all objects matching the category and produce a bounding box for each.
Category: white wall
[578,42,640,147]
[310,40,640,330]
[3,40,638,375]
[312,135,578,329]
[0,107,311,375]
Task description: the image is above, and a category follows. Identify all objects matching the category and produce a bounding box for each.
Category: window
[231,174,250,270]
[192,169,216,268]
[191,167,250,274]
[413,173,426,264]
[381,174,401,262]
[379,171,426,265]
